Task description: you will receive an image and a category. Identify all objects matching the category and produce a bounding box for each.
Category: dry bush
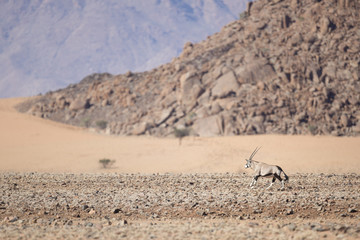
[99,158,115,168]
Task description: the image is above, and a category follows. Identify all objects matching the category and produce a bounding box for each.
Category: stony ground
[1,172,360,239]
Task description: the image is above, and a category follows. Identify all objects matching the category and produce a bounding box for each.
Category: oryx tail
[277,166,289,182]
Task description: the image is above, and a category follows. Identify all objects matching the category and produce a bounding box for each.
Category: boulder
[154,108,175,126]
[132,122,152,135]
[212,71,239,98]
[192,115,224,137]
[69,98,87,111]
[179,71,204,108]
[235,59,277,85]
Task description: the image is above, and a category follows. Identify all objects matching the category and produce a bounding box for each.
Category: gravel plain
[1,172,360,239]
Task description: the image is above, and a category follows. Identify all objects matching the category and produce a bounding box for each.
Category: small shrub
[173,127,191,145]
[185,112,197,126]
[96,120,108,130]
[308,125,318,135]
[297,16,305,21]
[99,158,115,169]
[82,118,91,128]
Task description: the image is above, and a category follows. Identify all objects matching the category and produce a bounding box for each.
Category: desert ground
[1,98,360,239]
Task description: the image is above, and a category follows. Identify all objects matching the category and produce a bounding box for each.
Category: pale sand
[1,98,359,174]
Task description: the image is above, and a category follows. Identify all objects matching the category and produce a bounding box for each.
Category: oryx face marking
[245,159,251,168]
[244,147,289,190]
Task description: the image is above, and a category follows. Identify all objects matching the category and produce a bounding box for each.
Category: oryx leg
[250,175,259,188]
[281,179,285,189]
[274,174,285,189]
[266,176,276,189]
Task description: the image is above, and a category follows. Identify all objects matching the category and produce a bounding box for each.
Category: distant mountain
[0,0,249,98]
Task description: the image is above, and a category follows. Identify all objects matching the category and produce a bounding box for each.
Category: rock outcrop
[17,0,360,137]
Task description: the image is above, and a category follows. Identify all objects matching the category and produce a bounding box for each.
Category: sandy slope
[0,98,359,174]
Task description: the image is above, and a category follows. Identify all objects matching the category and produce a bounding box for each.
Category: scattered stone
[65,220,73,226]
[85,222,93,227]
[314,225,330,232]
[286,209,294,215]
[253,209,263,214]
[348,208,357,213]
[281,14,292,28]
[287,223,297,231]
[8,216,18,223]
[0,172,360,238]
[118,219,128,226]
[113,208,121,214]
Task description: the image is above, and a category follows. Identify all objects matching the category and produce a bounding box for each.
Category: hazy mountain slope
[0,0,249,98]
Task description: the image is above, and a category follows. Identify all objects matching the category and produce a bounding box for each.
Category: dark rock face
[17,0,360,137]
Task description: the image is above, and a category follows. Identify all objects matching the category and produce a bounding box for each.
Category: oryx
[245,147,289,190]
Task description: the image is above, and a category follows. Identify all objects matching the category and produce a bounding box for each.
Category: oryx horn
[249,146,261,160]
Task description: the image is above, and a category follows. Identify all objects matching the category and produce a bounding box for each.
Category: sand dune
[0,98,359,174]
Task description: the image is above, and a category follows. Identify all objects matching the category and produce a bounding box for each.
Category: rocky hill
[17,0,360,137]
